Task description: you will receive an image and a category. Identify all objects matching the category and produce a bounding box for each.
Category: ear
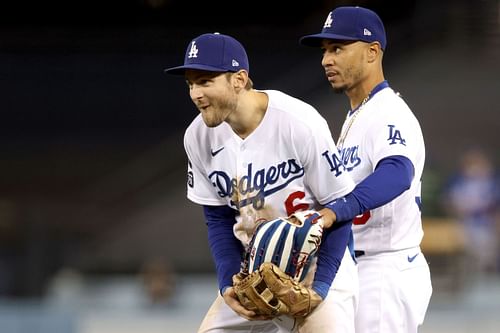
[232,70,249,91]
[367,42,382,63]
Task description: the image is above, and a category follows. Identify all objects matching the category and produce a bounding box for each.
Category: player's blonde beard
[200,84,238,128]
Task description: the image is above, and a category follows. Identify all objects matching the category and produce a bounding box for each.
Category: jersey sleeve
[299,114,355,204]
[366,96,422,169]
[184,125,227,206]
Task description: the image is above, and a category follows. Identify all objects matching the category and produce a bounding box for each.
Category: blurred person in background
[441,146,500,274]
[140,257,175,306]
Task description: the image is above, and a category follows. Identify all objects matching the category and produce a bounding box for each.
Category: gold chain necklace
[336,95,370,150]
[336,81,390,150]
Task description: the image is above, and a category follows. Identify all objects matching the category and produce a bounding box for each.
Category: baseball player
[165,32,358,332]
[300,6,433,333]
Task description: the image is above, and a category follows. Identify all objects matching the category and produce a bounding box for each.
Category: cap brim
[164,64,231,75]
[299,33,360,47]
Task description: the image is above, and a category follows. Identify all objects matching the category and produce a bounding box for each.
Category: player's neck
[228,90,268,139]
[348,73,385,110]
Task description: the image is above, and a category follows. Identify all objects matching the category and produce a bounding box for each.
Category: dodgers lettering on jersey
[209,159,305,210]
[325,147,362,173]
[184,90,355,245]
[339,87,425,252]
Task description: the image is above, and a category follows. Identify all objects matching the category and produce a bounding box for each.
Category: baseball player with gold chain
[300,6,433,333]
[165,32,358,332]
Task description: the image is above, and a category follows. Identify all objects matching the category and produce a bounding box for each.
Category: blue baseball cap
[164,32,250,75]
[300,6,387,50]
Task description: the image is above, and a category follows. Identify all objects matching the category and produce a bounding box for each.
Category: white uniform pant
[198,248,358,333]
[354,247,432,333]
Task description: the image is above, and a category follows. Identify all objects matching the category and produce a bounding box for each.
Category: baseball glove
[233,210,324,317]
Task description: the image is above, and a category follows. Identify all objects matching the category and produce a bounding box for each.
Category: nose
[189,85,203,100]
[321,52,334,68]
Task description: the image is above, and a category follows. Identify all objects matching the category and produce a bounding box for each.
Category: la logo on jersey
[322,150,345,176]
[387,125,406,145]
[188,41,198,58]
[323,12,333,28]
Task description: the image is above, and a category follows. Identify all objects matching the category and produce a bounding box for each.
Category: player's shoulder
[376,87,408,105]
[263,89,327,126]
[264,90,317,111]
[373,87,416,117]
[183,114,227,147]
[184,114,204,140]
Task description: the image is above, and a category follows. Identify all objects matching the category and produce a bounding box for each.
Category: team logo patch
[387,124,406,145]
[187,159,194,187]
[321,150,346,176]
[188,41,198,58]
[324,12,333,28]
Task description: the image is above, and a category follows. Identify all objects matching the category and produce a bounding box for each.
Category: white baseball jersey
[338,86,425,252]
[185,89,358,333]
[185,89,355,245]
[339,85,432,333]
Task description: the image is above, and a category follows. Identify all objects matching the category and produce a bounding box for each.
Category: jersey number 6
[285,191,309,216]
[285,191,371,225]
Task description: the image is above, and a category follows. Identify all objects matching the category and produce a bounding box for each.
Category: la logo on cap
[323,12,333,28]
[188,41,198,59]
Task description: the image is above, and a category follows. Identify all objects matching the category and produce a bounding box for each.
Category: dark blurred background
[0,1,499,327]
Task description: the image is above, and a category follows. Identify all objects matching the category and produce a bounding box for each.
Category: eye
[194,77,213,86]
[188,78,211,89]
[321,44,341,55]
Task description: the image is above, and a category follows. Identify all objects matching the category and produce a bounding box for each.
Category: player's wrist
[325,193,364,222]
[220,285,231,297]
[318,207,336,228]
[312,280,330,299]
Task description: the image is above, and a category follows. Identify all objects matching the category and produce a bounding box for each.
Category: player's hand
[318,207,337,228]
[222,286,273,321]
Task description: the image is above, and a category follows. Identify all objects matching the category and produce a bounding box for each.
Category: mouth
[325,70,338,81]
[197,104,210,112]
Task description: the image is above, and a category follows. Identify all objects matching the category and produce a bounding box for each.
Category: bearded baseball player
[165,32,358,332]
[300,6,433,333]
